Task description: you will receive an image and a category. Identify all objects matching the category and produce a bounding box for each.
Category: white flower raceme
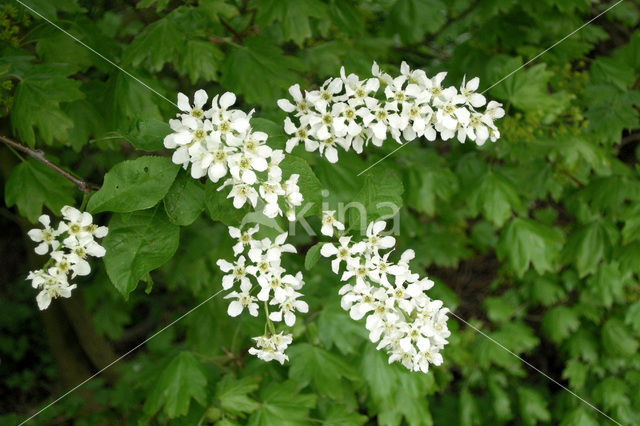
[279,62,504,163]
[26,206,108,310]
[217,224,306,364]
[321,220,450,373]
[248,332,293,365]
[165,90,303,220]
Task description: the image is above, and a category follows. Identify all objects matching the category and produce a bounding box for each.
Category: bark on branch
[0,135,99,193]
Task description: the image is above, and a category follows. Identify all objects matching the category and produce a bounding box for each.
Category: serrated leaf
[177,40,224,84]
[11,64,84,146]
[562,359,587,389]
[468,171,521,227]
[542,306,580,343]
[143,351,207,418]
[255,0,328,46]
[601,318,638,357]
[163,170,205,226]
[288,343,359,399]
[4,159,76,223]
[102,207,180,297]
[517,387,551,425]
[566,222,608,278]
[220,36,303,106]
[248,381,316,426]
[304,242,322,270]
[317,305,368,355]
[349,169,403,231]
[215,375,260,416]
[87,156,179,213]
[497,218,564,278]
[323,405,367,426]
[386,0,446,44]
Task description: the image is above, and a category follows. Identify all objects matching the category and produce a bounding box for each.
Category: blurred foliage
[1,0,640,425]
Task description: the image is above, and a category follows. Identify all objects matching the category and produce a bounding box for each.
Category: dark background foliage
[1,0,640,424]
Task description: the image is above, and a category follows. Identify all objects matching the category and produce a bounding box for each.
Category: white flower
[457,76,486,108]
[229,225,259,256]
[269,286,308,326]
[277,84,310,115]
[34,272,76,310]
[177,89,208,120]
[225,281,259,317]
[217,255,250,290]
[320,210,345,236]
[225,179,259,208]
[27,214,60,255]
[320,236,366,274]
[364,221,396,254]
[248,332,292,364]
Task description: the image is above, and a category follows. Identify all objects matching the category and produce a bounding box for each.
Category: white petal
[219,92,236,109]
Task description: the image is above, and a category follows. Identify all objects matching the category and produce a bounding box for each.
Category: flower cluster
[164,90,303,220]
[321,219,450,373]
[216,224,307,364]
[279,61,505,163]
[26,206,107,310]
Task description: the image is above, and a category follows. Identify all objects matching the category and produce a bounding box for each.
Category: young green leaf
[143,351,207,419]
[163,170,205,226]
[102,207,180,298]
[87,156,179,214]
[4,158,76,223]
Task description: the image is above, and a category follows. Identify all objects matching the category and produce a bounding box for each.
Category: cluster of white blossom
[320,218,450,373]
[216,224,307,364]
[26,206,107,310]
[279,61,505,163]
[164,90,303,220]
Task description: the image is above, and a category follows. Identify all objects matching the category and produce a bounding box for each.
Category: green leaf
[279,154,323,217]
[4,159,76,223]
[288,343,359,399]
[248,381,316,426]
[123,9,184,71]
[102,207,180,297]
[566,222,607,278]
[87,156,179,214]
[542,306,580,343]
[497,218,564,278]
[177,40,224,84]
[323,405,367,426]
[215,375,260,416]
[491,62,570,118]
[304,242,322,270]
[349,169,403,231]
[386,0,446,44]
[255,0,328,46]
[126,119,170,152]
[562,359,587,389]
[204,180,249,226]
[406,166,459,216]
[317,305,368,355]
[517,387,551,425]
[358,344,398,403]
[163,170,205,226]
[467,171,521,227]
[143,351,207,418]
[11,64,84,146]
[601,318,638,357]
[220,36,303,106]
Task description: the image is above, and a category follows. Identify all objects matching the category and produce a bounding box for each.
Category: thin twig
[0,135,99,193]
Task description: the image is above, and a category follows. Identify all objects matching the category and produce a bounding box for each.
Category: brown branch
[0,135,99,193]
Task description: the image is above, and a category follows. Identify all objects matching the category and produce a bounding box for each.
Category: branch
[0,135,99,193]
